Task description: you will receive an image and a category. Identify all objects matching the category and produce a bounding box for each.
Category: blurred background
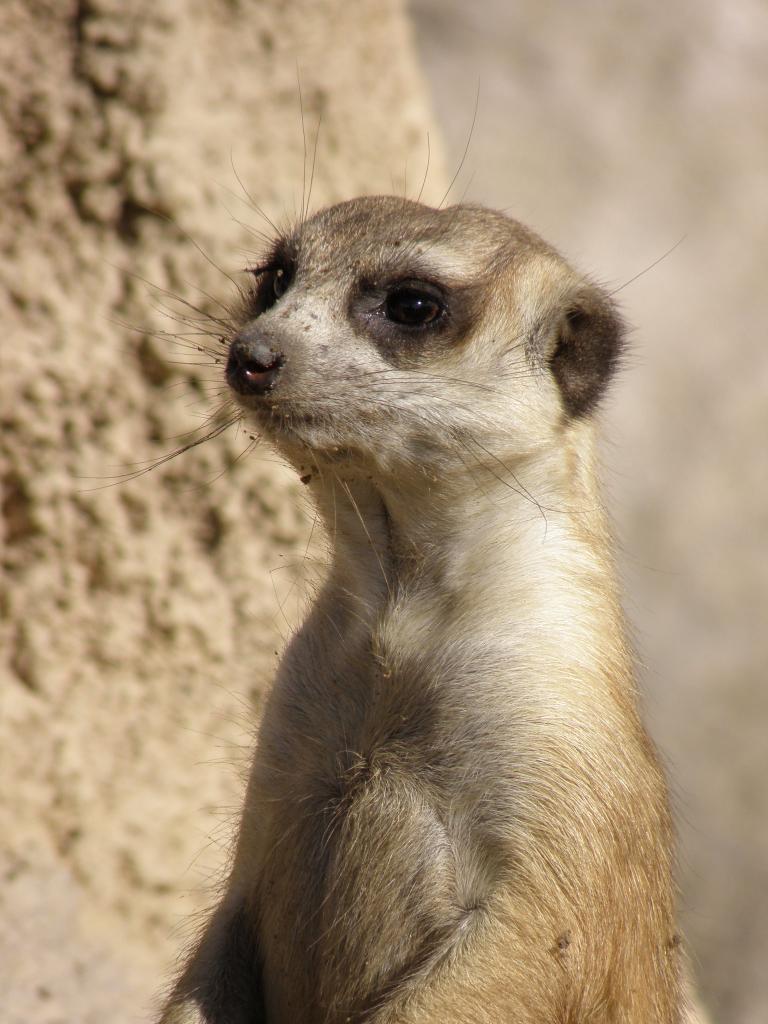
[1,1,765,1021]
[409,2,768,1020]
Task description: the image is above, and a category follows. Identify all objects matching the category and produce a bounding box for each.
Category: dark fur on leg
[162,902,266,1024]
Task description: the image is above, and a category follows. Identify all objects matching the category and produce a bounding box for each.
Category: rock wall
[0,2,443,1020]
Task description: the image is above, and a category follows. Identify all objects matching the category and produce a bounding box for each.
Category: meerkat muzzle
[226,328,286,396]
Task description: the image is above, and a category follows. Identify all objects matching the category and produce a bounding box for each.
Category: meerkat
[158,196,684,1023]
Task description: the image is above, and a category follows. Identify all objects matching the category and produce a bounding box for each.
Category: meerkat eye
[384,287,444,327]
[247,262,294,316]
[272,267,289,300]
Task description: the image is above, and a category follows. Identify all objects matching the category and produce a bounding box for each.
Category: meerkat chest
[252,628,503,1020]
[258,601,514,805]
[253,613,514,883]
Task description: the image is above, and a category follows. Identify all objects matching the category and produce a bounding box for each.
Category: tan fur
[158,197,684,1023]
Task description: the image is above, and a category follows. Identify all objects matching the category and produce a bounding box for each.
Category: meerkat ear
[548,287,625,417]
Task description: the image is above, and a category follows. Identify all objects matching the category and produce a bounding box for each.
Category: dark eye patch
[246,261,295,316]
[352,274,479,366]
[244,235,298,317]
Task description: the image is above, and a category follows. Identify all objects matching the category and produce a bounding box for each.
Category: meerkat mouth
[241,404,318,449]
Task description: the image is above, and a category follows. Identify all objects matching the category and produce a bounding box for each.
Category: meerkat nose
[227,327,286,396]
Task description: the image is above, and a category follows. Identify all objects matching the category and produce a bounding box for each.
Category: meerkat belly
[254,719,485,1022]
[257,765,475,1019]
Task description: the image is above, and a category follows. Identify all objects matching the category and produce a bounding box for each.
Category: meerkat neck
[312,436,627,687]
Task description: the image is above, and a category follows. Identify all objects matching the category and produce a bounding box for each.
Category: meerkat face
[226,196,623,481]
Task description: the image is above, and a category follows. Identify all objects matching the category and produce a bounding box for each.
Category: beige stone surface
[0,1,443,1019]
[410,2,768,1022]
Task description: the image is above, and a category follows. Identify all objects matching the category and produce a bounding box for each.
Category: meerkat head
[226,196,624,485]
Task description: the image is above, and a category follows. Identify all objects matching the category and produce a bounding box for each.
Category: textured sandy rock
[0,1,443,1019]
